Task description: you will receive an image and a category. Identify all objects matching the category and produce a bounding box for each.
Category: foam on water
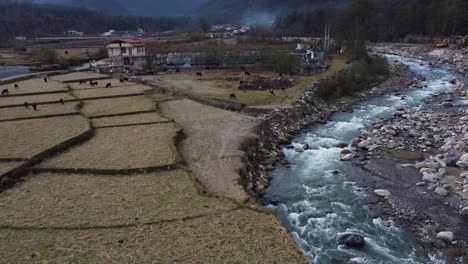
[265,55,460,263]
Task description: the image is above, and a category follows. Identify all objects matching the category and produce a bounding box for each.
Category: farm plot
[0,93,76,108]
[93,112,169,128]
[0,209,307,263]
[0,103,79,121]
[0,170,236,227]
[0,116,90,159]
[73,86,151,100]
[0,161,24,177]
[51,72,110,82]
[81,96,155,117]
[0,78,67,95]
[69,79,133,90]
[39,123,178,171]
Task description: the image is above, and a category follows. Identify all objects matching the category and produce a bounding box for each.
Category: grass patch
[0,209,307,263]
[0,170,237,228]
[381,148,423,160]
[39,123,178,170]
[81,96,155,117]
[92,112,169,128]
[148,55,346,106]
[0,116,90,159]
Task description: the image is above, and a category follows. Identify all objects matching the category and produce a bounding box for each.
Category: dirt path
[159,99,257,202]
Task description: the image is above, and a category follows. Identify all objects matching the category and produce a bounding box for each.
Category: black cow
[122,77,129,82]
[268,89,275,96]
[230,93,237,100]
[24,102,29,108]
[59,99,65,105]
[43,77,48,83]
[105,83,112,88]
[14,84,19,89]
[32,104,38,111]
[279,73,283,77]
[91,81,98,87]
[2,89,9,95]
[245,72,251,76]
[196,72,203,77]
[120,79,125,83]
[79,80,86,85]
[175,67,180,73]
[89,80,94,85]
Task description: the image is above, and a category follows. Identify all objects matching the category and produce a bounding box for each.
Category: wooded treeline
[274,0,468,41]
[0,1,191,40]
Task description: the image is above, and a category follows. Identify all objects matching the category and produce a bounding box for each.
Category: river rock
[340,154,353,161]
[434,187,449,196]
[422,173,439,183]
[338,233,365,248]
[374,189,391,197]
[358,140,370,149]
[437,231,454,242]
[461,206,468,216]
[415,161,439,170]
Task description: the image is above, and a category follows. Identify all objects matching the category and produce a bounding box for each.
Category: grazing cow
[14,84,19,89]
[240,81,244,85]
[245,72,251,76]
[91,81,98,87]
[89,80,94,85]
[105,83,112,88]
[32,104,38,111]
[79,80,86,85]
[43,77,48,83]
[279,73,283,77]
[64,51,69,55]
[24,102,29,108]
[230,93,237,100]
[2,89,9,95]
[196,72,203,77]
[59,99,65,105]
[281,87,286,92]
[268,89,275,96]
[175,67,180,73]
[120,79,125,83]
[123,77,129,82]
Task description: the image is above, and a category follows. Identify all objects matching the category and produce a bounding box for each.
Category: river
[264,55,458,263]
[0,65,29,79]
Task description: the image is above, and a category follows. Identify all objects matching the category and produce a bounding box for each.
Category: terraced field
[0,78,68,95]
[0,93,76,107]
[81,96,155,117]
[0,103,79,121]
[0,72,307,263]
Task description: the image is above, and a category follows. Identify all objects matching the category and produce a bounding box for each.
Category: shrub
[317,55,389,100]
[35,48,58,64]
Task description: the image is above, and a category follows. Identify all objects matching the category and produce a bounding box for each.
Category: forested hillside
[274,0,468,40]
[0,1,191,40]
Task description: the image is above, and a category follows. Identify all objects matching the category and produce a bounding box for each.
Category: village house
[106,39,146,67]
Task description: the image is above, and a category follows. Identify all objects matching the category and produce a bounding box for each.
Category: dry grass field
[51,72,110,82]
[0,93,76,107]
[69,79,133,90]
[0,103,79,121]
[93,112,169,128]
[0,161,23,176]
[0,116,90,159]
[39,123,178,170]
[145,55,346,106]
[0,209,307,264]
[73,86,150,100]
[0,78,68,95]
[0,170,236,227]
[81,96,155,117]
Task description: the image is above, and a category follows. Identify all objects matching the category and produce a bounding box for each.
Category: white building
[106,39,146,66]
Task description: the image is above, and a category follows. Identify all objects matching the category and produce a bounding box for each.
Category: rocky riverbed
[345,46,468,261]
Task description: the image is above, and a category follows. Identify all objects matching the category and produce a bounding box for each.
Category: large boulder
[374,189,391,197]
[437,231,454,242]
[338,233,365,248]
